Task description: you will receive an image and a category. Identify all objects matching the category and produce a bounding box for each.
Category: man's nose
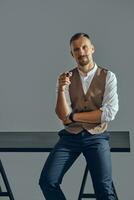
[79,48,85,56]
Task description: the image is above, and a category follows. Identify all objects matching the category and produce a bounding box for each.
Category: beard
[78,55,90,66]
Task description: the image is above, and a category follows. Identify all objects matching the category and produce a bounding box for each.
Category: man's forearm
[73,109,102,123]
[55,89,70,121]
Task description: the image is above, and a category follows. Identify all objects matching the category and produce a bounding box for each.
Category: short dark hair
[70,33,91,45]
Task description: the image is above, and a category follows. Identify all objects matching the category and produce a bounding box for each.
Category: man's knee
[39,175,58,192]
[39,175,50,191]
[95,180,117,200]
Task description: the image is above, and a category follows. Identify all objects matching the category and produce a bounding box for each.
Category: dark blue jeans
[39,129,117,200]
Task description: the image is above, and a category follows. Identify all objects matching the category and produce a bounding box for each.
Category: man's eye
[74,48,79,52]
[83,45,87,49]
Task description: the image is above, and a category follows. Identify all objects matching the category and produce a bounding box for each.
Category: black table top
[0,131,130,152]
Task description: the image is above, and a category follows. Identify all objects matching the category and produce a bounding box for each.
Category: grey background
[0,0,134,200]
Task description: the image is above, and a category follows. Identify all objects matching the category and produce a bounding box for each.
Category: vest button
[84,100,88,104]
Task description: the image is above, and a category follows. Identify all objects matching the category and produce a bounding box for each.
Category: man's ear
[92,44,95,54]
[70,51,74,57]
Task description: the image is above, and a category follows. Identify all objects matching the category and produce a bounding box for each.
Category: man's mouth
[79,56,87,60]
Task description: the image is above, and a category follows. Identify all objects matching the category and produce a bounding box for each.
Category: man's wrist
[69,112,76,122]
[58,88,65,92]
[58,86,65,92]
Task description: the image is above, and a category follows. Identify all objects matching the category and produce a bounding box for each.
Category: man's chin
[78,58,89,66]
[79,61,89,66]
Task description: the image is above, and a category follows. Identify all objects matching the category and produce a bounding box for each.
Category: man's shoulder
[98,65,117,77]
[60,67,77,74]
[98,65,109,72]
[69,67,77,73]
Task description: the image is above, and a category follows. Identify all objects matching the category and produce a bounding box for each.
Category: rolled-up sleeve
[100,71,119,123]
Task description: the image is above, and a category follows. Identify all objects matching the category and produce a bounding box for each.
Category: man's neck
[78,61,95,75]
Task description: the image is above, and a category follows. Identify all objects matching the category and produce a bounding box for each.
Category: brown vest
[65,66,108,134]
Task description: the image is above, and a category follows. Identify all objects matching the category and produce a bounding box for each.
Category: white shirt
[63,63,119,123]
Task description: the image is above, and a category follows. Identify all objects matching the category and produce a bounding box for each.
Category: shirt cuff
[100,105,118,123]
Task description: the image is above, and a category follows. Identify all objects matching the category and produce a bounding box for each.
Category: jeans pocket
[102,131,110,140]
[58,129,70,137]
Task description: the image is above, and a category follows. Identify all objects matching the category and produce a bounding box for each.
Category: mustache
[78,55,88,59]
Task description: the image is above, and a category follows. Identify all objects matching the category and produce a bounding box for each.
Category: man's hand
[58,72,72,91]
[63,116,72,125]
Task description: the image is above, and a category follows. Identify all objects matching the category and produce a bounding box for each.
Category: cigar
[66,72,72,77]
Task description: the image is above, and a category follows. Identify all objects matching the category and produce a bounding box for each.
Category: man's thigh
[82,135,112,184]
[40,130,81,185]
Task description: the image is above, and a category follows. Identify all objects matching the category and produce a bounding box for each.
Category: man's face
[70,36,95,67]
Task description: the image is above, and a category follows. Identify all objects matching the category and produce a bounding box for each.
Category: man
[39,33,119,200]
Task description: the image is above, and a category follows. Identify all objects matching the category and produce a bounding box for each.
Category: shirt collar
[77,63,98,78]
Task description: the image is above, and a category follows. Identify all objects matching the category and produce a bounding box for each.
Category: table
[0,131,130,200]
[0,131,130,152]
